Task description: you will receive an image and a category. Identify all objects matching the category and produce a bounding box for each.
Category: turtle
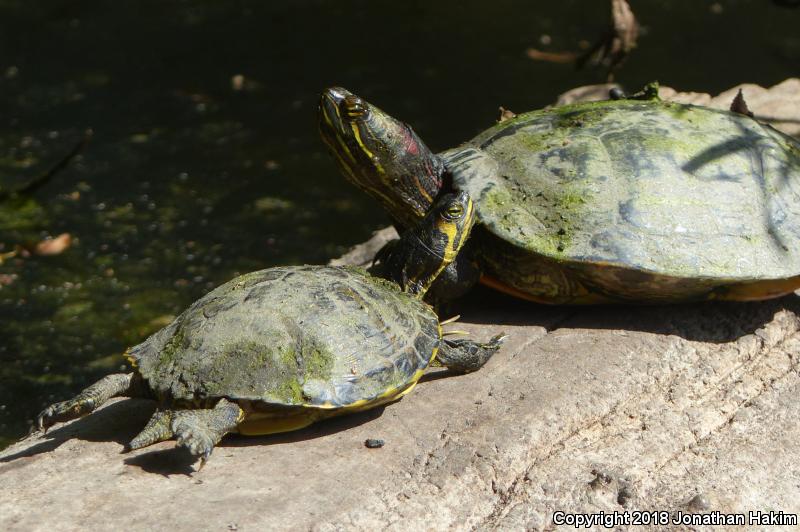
[318,86,800,304]
[36,191,505,465]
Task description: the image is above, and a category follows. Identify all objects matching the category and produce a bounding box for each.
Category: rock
[2,81,800,531]
[554,83,621,105]
[3,293,798,530]
[557,78,800,137]
[328,226,397,268]
[708,78,800,137]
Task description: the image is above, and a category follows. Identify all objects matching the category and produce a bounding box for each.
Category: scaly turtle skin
[319,87,800,304]
[36,193,504,465]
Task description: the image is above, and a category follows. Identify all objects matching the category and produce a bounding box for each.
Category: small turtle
[37,192,504,465]
[319,86,800,304]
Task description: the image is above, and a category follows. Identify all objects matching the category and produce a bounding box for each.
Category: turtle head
[319,87,444,227]
[374,191,475,298]
[423,190,475,267]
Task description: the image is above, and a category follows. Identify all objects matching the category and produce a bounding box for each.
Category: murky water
[0,0,798,448]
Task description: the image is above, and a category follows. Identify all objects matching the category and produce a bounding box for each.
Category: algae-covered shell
[128,266,440,412]
[442,99,800,303]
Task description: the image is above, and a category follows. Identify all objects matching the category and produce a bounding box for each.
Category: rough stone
[2,81,799,531]
[328,226,398,268]
[556,78,800,137]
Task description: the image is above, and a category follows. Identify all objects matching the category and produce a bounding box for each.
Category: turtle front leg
[170,398,244,465]
[37,372,141,432]
[436,334,507,373]
[425,250,482,304]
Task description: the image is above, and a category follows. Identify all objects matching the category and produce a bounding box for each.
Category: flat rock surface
[2,81,800,532]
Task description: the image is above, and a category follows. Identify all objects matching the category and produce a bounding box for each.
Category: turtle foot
[169,399,243,466]
[37,397,96,433]
[437,332,508,373]
[35,373,135,433]
[172,418,216,461]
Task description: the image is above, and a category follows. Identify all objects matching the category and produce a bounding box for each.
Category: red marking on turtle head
[401,126,419,156]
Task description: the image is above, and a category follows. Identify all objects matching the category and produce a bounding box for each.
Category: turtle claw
[197,452,212,472]
[172,420,216,462]
[488,333,509,347]
[36,415,48,435]
[169,399,241,466]
[36,409,50,433]
[36,398,96,433]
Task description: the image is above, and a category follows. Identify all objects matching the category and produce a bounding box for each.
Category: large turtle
[36,192,504,465]
[319,86,800,304]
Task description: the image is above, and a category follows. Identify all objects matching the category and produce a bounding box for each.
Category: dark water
[0,0,798,448]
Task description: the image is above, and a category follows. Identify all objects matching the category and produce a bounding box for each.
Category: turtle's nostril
[341,95,368,119]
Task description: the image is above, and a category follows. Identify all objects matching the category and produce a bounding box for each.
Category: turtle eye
[341,95,368,119]
[443,203,464,220]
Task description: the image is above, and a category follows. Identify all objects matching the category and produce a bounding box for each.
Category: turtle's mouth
[318,87,380,168]
[318,87,387,196]
[319,87,370,125]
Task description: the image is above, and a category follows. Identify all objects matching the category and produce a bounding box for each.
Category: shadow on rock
[443,285,562,329]
[123,446,198,477]
[122,405,390,475]
[3,397,393,475]
[560,295,800,343]
[0,399,155,464]
[125,405,385,476]
[455,285,800,344]
[222,405,388,449]
[2,369,466,476]
[418,367,457,384]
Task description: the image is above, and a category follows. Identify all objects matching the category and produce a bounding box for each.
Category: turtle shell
[127,266,440,409]
[442,99,800,302]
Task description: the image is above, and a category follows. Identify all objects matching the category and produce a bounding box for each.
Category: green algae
[156,325,187,367]
[270,377,304,404]
[51,300,94,322]
[482,179,588,258]
[268,340,334,404]
[510,131,557,154]
[303,343,334,381]
[0,196,46,235]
